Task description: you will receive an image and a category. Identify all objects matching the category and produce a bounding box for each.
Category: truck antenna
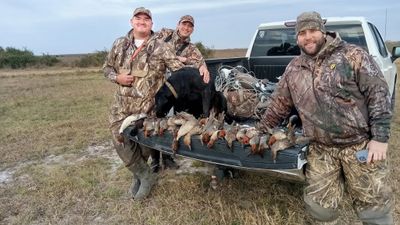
[384,8,387,40]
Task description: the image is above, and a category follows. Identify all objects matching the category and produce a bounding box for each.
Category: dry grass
[0,68,113,164]
[0,64,399,225]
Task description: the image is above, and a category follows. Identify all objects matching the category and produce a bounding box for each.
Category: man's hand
[199,64,210,84]
[116,71,135,86]
[366,140,388,164]
[177,56,187,63]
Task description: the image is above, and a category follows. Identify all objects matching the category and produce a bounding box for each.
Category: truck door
[367,23,397,97]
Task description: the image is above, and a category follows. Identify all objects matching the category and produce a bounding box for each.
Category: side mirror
[391,46,400,62]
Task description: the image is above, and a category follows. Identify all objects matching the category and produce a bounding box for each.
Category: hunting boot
[134,160,157,200]
[358,208,394,225]
[112,138,141,198]
[130,176,141,198]
[150,149,161,173]
[162,154,179,169]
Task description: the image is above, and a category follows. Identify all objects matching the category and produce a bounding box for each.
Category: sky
[1,0,399,55]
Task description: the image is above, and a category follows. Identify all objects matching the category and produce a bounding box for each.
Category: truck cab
[246,17,397,102]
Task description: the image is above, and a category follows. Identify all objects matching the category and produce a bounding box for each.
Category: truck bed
[123,126,307,182]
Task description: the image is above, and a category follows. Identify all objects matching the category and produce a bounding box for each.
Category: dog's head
[155,85,176,118]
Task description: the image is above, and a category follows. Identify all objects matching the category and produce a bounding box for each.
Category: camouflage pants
[110,119,151,172]
[304,140,393,224]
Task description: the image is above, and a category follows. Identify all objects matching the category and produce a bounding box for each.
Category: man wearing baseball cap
[258,11,394,224]
[103,7,210,201]
[150,15,210,173]
[158,15,206,68]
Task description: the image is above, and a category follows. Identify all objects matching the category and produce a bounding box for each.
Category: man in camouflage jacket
[159,15,206,69]
[102,7,207,201]
[258,11,393,225]
[150,15,208,173]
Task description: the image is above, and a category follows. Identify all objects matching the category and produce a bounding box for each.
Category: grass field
[0,62,399,225]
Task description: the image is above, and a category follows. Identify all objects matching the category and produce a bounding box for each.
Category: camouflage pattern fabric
[158,28,205,68]
[259,31,392,146]
[305,140,393,223]
[224,89,259,119]
[103,29,184,142]
[111,135,152,168]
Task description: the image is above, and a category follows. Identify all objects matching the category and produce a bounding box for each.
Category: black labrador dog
[155,67,227,118]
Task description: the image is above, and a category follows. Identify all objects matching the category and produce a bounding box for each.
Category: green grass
[0,67,399,225]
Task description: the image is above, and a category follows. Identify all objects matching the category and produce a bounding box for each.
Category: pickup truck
[125,17,399,182]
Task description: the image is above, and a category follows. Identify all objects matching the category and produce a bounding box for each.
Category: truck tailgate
[123,126,307,174]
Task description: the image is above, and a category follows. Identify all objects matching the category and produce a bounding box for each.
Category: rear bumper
[124,126,307,182]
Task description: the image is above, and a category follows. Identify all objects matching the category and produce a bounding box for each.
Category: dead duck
[224,123,239,150]
[143,117,157,137]
[207,130,226,149]
[236,127,250,146]
[249,133,261,156]
[183,125,202,150]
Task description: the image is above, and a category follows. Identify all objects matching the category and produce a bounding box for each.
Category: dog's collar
[165,81,178,99]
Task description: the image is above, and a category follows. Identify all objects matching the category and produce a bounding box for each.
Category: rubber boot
[150,150,161,173]
[357,201,394,225]
[162,154,179,169]
[134,160,157,200]
[130,176,141,198]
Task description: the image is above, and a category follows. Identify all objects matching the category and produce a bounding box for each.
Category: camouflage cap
[295,11,326,34]
[179,15,194,26]
[133,7,152,19]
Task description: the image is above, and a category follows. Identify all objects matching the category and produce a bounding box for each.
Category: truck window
[251,24,368,57]
[325,24,368,52]
[367,23,388,57]
[251,29,300,57]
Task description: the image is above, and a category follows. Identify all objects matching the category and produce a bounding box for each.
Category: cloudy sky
[1,0,399,55]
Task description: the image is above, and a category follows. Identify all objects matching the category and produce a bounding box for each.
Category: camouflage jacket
[158,28,205,68]
[103,29,184,124]
[259,32,392,145]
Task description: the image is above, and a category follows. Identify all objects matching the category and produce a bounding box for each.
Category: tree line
[0,43,214,69]
[0,47,59,69]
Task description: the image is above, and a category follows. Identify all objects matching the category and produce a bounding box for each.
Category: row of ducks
[122,111,309,161]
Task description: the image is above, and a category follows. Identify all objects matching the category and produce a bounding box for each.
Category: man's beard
[299,37,325,57]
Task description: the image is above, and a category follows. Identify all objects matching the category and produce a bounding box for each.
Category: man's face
[297,29,325,57]
[130,13,153,35]
[177,21,194,39]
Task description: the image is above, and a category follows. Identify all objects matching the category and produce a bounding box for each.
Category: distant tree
[0,47,35,69]
[0,51,4,68]
[38,54,60,67]
[75,50,108,67]
[195,42,214,59]
[0,46,60,69]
